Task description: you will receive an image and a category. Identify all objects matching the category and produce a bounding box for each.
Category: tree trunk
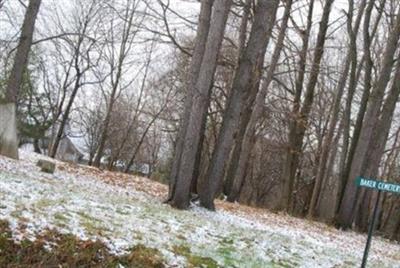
[336,0,385,217]
[191,96,211,195]
[93,6,137,167]
[222,0,252,197]
[33,138,41,154]
[170,0,232,209]
[199,0,279,210]
[307,0,366,218]
[109,45,153,170]
[279,0,315,211]
[166,0,214,203]
[93,82,119,167]
[50,13,93,158]
[124,96,170,173]
[281,0,334,211]
[390,208,400,240]
[355,55,400,231]
[337,5,400,229]
[50,72,82,158]
[0,0,41,159]
[315,117,344,220]
[0,104,19,159]
[225,0,293,202]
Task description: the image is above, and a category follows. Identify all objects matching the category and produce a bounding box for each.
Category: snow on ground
[0,150,399,267]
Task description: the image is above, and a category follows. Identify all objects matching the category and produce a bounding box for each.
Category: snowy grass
[0,150,399,267]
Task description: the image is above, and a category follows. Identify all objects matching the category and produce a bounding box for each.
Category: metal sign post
[360,190,381,268]
[355,176,400,268]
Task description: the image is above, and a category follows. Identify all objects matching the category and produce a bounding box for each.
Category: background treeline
[0,0,399,240]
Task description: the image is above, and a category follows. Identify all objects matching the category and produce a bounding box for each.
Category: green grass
[172,244,219,268]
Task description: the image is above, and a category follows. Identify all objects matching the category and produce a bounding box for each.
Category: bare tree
[93,0,145,167]
[125,85,175,172]
[199,0,280,210]
[225,0,293,203]
[337,4,400,229]
[166,0,214,203]
[50,0,102,158]
[280,0,335,211]
[169,0,232,209]
[335,0,385,217]
[77,104,104,165]
[307,0,366,218]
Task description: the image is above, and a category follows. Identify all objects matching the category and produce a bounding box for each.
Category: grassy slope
[0,150,399,268]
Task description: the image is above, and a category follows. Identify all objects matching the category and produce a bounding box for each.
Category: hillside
[0,150,399,267]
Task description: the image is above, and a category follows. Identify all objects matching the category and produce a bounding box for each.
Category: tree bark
[222,0,252,197]
[0,0,41,159]
[335,0,385,217]
[199,0,279,210]
[166,0,214,203]
[225,0,293,202]
[50,72,82,158]
[170,0,232,209]
[49,3,97,158]
[337,5,400,229]
[354,55,400,231]
[281,0,334,211]
[307,0,366,218]
[315,116,344,220]
[279,0,315,211]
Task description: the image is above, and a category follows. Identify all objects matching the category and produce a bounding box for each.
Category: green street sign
[356,176,400,194]
[354,175,400,268]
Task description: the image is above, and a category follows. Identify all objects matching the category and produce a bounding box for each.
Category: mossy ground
[172,244,219,268]
[0,219,223,267]
[0,220,165,267]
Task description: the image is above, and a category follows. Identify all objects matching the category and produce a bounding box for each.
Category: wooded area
[1,0,400,241]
